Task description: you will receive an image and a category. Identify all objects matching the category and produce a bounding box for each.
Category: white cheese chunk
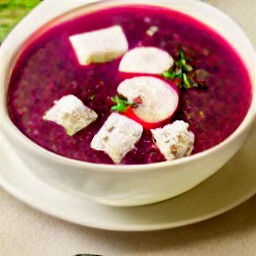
[151,121,195,160]
[69,25,129,65]
[91,113,143,164]
[119,47,174,74]
[43,95,98,136]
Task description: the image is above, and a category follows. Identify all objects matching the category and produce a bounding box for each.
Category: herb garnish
[90,94,95,100]
[163,50,209,89]
[111,94,135,113]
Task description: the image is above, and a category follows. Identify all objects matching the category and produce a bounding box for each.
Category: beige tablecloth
[1,0,256,255]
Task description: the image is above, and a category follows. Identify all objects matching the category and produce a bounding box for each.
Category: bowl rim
[1,0,255,173]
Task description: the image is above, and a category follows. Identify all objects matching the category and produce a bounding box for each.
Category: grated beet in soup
[7,5,252,164]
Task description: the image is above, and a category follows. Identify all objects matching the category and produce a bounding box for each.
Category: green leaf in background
[0,0,41,43]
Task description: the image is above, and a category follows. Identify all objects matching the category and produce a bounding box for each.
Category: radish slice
[117,76,179,129]
[119,47,174,74]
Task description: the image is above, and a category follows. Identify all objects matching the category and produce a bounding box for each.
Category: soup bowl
[0,0,255,206]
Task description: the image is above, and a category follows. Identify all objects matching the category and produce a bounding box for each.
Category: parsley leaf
[163,70,176,80]
[162,50,209,90]
[111,94,134,113]
[90,94,95,100]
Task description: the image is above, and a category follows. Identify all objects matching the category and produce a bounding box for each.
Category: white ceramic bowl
[1,0,255,206]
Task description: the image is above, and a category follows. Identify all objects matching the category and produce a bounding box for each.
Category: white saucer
[1,120,255,231]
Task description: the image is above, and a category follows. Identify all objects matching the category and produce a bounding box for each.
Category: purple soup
[7,5,252,164]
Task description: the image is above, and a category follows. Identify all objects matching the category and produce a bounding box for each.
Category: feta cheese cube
[69,25,129,65]
[43,95,98,136]
[119,47,174,74]
[91,113,143,164]
[151,121,195,160]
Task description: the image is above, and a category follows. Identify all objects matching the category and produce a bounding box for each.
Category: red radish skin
[121,106,173,129]
[119,71,162,80]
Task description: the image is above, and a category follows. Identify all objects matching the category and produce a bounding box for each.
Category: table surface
[1,0,255,255]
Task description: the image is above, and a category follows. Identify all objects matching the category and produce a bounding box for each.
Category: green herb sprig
[111,94,135,113]
[162,50,209,89]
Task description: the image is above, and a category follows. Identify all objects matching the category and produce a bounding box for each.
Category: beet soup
[7,5,252,165]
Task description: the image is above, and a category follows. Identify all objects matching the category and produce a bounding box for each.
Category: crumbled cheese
[69,25,129,65]
[43,95,98,136]
[151,121,195,160]
[91,113,143,164]
[146,26,159,36]
[144,17,151,23]
[119,47,174,74]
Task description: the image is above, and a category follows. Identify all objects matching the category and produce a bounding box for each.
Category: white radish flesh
[119,47,174,74]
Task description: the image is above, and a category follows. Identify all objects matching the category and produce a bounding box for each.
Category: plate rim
[0,0,255,232]
[1,179,255,232]
[1,132,255,232]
